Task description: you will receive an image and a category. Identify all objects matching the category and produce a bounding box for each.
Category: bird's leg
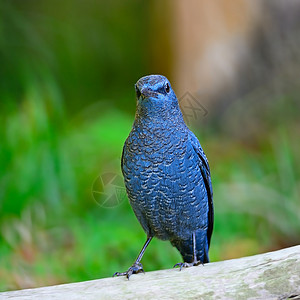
[174,232,203,271]
[113,236,153,279]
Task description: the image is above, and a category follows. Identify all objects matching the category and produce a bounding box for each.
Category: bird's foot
[113,262,144,279]
[173,260,203,271]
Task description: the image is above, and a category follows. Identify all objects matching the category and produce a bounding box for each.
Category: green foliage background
[0,1,299,291]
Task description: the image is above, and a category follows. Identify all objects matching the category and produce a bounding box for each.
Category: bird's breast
[122,126,201,201]
[122,126,207,239]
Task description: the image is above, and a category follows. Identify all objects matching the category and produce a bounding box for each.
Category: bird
[113,74,213,279]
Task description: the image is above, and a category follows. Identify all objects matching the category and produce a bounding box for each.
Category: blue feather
[122,74,213,264]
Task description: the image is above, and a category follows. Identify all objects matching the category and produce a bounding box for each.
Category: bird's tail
[171,229,209,263]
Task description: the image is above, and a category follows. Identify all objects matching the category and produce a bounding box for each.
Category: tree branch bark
[1,245,300,299]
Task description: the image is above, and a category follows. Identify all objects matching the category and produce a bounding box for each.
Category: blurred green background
[1,0,300,292]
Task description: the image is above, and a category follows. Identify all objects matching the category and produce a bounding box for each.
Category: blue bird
[114,75,213,279]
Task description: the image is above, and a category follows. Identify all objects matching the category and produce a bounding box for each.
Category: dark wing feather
[189,131,214,248]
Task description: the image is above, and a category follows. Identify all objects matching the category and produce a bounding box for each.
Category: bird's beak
[135,84,156,99]
[135,84,142,99]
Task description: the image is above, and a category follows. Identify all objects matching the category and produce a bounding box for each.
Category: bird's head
[134,74,182,121]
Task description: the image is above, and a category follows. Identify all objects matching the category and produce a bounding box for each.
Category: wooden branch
[1,245,300,299]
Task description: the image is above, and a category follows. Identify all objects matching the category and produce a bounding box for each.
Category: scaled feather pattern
[121,74,213,264]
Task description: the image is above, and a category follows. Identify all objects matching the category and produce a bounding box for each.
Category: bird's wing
[188,131,214,248]
[121,137,128,175]
[121,142,125,172]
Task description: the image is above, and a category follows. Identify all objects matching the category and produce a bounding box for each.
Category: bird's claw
[173,260,203,271]
[113,262,144,279]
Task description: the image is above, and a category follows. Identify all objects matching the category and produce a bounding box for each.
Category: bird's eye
[165,83,170,93]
